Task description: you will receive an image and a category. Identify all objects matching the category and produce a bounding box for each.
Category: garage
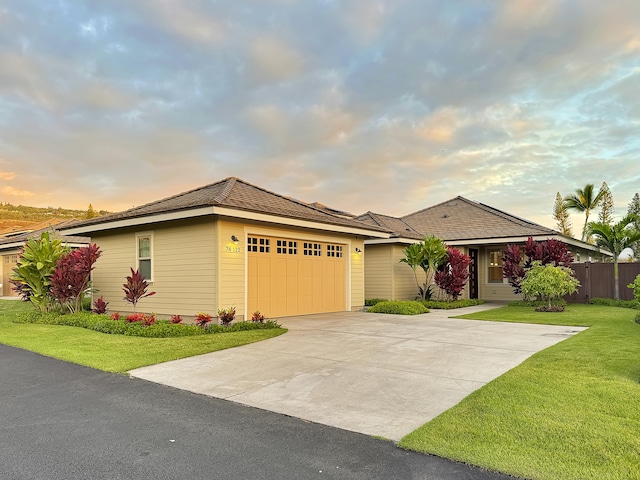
[247,235,346,317]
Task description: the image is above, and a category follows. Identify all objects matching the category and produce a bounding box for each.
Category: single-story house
[0,221,89,297]
[60,177,390,320]
[356,196,609,302]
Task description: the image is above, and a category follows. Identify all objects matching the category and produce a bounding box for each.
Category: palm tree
[564,184,605,242]
[400,236,448,300]
[587,213,640,299]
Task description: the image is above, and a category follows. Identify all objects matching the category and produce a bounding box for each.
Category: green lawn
[0,300,286,373]
[400,304,640,480]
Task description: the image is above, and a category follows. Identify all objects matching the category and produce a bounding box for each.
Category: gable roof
[400,196,557,241]
[61,177,390,237]
[355,212,423,240]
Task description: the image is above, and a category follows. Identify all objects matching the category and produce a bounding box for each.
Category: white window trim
[136,231,154,282]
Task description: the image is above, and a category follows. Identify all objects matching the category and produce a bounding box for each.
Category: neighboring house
[356,196,609,302]
[0,221,89,297]
[60,177,390,319]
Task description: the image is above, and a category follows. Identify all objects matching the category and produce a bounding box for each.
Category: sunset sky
[0,0,639,231]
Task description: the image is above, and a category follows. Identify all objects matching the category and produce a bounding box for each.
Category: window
[487,249,503,283]
[326,244,343,258]
[248,237,270,253]
[277,240,297,255]
[303,242,322,256]
[137,233,153,281]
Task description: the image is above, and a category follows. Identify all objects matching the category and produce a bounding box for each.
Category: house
[0,221,89,297]
[60,177,390,319]
[356,196,608,302]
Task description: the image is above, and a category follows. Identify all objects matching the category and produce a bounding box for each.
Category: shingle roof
[355,212,423,240]
[0,220,90,248]
[400,196,557,241]
[63,177,390,234]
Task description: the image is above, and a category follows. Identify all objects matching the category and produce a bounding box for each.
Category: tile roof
[400,196,557,241]
[63,177,390,234]
[355,212,423,240]
[0,220,90,248]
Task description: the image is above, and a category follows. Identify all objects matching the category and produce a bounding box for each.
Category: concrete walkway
[130,304,586,441]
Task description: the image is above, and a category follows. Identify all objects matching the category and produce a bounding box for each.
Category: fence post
[584,261,591,304]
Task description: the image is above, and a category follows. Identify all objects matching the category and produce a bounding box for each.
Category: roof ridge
[401,196,467,219]
[475,201,557,232]
[213,177,237,204]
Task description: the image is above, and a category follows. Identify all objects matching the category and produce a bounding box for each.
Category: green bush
[365,298,388,306]
[508,299,567,307]
[13,311,282,337]
[367,301,429,315]
[590,298,640,309]
[627,274,640,303]
[419,299,485,309]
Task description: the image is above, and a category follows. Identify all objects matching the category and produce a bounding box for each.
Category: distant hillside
[0,203,110,235]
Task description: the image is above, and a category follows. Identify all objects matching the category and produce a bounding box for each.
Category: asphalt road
[0,344,514,480]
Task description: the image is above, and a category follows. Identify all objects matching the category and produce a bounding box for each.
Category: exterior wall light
[355,247,362,254]
[231,235,239,244]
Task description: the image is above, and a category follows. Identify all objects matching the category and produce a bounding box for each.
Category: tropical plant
[122,267,156,312]
[92,296,108,314]
[195,312,213,327]
[502,237,574,295]
[50,244,102,313]
[170,314,183,324]
[519,262,580,310]
[587,213,640,299]
[9,231,70,311]
[563,183,605,242]
[553,192,573,237]
[251,311,265,323]
[628,274,640,303]
[434,247,471,300]
[218,307,236,326]
[400,236,448,300]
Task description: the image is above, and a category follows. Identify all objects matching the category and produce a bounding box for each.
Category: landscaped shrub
[50,243,102,313]
[251,311,264,323]
[367,300,429,315]
[535,304,565,312]
[508,299,567,308]
[365,298,389,306]
[628,274,640,303]
[125,313,145,323]
[434,247,471,300]
[590,298,640,309]
[141,313,156,326]
[92,296,108,314]
[111,312,121,321]
[420,299,485,309]
[12,311,282,338]
[195,312,213,327]
[123,268,156,312]
[519,262,580,310]
[170,314,183,324]
[218,307,236,326]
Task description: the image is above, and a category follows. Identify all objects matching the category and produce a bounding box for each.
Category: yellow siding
[364,244,393,300]
[91,219,217,316]
[477,246,520,301]
[218,219,248,319]
[350,237,365,310]
[391,244,420,300]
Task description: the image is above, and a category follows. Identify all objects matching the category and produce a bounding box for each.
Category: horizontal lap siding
[351,238,365,311]
[364,245,392,300]
[218,220,246,318]
[92,220,217,316]
[392,245,420,300]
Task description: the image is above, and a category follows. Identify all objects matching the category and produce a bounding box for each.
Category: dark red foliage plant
[122,268,156,312]
[503,237,574,294]
[195,312,212,327]
[434,247,471,301]
[50,244,102,313]
[92,296,108,314]
[170,314,182,324]
[125,313,145,323]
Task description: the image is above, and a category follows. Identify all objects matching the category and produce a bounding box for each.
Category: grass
[399,304,640,480]
[0,300,286,373]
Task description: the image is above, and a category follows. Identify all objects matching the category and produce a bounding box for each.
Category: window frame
[487,248,503,284]
[136,232,154,282]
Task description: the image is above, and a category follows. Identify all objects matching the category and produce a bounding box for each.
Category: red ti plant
[123,268,156,312]
[434,247,471,301]
[50,244,102,313]
[92,296,108,314]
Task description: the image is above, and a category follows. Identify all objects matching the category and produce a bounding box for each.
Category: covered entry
[247,235,347,317]
[2,254,19,297]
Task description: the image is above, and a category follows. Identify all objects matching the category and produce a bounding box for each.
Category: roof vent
[442,214,449,218]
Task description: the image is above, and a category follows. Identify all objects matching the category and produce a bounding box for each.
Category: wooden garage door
[247,236,346,318]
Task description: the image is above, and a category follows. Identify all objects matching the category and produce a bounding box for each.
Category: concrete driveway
[130,305,585,441]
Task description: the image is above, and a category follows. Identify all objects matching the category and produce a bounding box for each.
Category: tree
[587,213,640,299]
[434,247,471,300]
[502,237,574,295]
[597,182,614,226]
[86,204,97,219]
[627,193,640,261]
[520,262,580,310]
[123,268,156,312]
[553,192,573,237]
[9,231,70,312]
[400,235,448,300]
[563,184,606,242]
[50,244,102,313]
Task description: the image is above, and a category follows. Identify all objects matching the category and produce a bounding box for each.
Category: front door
[468,249,479,299]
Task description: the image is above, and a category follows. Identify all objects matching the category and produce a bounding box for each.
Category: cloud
[1,185,34,199]
[246,35,304,85]
[0,171,16,180]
